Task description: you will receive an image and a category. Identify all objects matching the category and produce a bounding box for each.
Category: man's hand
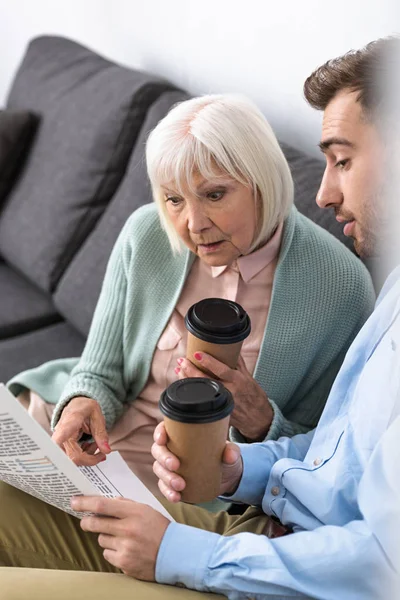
[176,353,274,441]
[71,496,170,581]
[151,422,244,502]
[52,397,111,466]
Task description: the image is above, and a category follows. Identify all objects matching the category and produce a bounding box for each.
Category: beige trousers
[0,482,271,599]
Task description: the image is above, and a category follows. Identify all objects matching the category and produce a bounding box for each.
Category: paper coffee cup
[185,298,251,374]
[159,378,234,504]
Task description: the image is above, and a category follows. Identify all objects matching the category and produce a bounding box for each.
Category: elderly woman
[8,94,374,495]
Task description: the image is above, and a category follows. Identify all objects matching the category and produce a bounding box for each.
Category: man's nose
[316,169,343,209]
[187,205,212,233]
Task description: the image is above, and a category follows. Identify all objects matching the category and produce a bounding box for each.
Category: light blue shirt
[156,267,400,599]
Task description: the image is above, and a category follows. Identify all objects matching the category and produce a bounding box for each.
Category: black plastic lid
[185,298,251,344]
[159,378,234,424]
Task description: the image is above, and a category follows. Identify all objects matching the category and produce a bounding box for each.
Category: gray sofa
[0,35,355,385]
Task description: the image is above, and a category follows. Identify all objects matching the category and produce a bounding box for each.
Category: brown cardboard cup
[163,413,231,503]
[185,298,251,375]
[159,378,234,504]
[187,332,243,373]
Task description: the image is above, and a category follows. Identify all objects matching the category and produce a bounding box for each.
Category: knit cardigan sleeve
[50,215,133,431]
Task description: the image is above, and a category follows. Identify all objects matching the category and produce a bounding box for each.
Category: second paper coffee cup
[159,377,234,504]
[185,298,251,374]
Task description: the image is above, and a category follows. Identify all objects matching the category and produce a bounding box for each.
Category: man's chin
[353,242,376,260]
[352,230,378,260]
[353,238,366,258]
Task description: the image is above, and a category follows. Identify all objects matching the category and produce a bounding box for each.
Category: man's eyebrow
[318,137,356,153]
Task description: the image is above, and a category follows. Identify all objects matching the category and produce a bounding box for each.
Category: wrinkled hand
[52,396,111,466]
[151,421,243,502]
[176,353,273,441]
[71,496,169,581]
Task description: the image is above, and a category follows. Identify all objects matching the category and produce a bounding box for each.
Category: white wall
[0,0,398,157]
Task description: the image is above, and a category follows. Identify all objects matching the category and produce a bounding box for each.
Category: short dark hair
[303,37,400,123]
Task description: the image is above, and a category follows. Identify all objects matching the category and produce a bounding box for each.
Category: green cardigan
[8,204,375,441]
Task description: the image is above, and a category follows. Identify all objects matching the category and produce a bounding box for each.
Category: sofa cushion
[0,110,38,206]
[0,323,85,384]
[280,141,353,251]
[0,35,177,292]
[0,261,60,340]
[54,90,190,336]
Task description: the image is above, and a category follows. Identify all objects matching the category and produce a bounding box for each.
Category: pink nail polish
[177,357,183,365]
[194,352,203,361]
[174,367,181,374]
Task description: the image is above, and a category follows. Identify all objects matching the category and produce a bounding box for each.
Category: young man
[1,38,399,600]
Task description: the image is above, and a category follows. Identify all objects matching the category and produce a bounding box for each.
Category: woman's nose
[187,205,212,233]
[316,169,343,209]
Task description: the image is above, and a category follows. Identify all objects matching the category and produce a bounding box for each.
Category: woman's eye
[335,159,349,170]
[166,196,182,206]
[207,191,224,201]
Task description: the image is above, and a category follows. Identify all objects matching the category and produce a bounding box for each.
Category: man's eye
[207,191,224,201]
[335,159,349,169]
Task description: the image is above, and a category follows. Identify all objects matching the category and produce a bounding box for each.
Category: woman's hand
[52,396,111,466]
[151,422,243,502]
[71,496,169,581]
[176,353,274,442]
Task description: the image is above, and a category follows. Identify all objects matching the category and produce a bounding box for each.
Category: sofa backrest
[53,90,190,336]
[0,35,177,293]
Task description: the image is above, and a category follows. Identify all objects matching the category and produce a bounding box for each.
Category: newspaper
[0,384,173,521]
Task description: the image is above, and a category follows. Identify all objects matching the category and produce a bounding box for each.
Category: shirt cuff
[221,442,272,506]
[156,522,220,591]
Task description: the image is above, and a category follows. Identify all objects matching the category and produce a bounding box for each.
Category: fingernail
[70,497,78,508]
[177,358,183,365]
[171,477,182,491]
[104,443,111,451]
[174,367,181,375]
[166,458,174,469]
[194,352,202,361]
[101,456,107,462]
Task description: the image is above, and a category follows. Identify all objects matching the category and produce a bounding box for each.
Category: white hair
[145,94,294,253]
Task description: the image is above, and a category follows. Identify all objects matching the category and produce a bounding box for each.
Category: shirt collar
[211,222,283,283]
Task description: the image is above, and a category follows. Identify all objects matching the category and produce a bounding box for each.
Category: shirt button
[271,486,280,496]
[313,458,322,466]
